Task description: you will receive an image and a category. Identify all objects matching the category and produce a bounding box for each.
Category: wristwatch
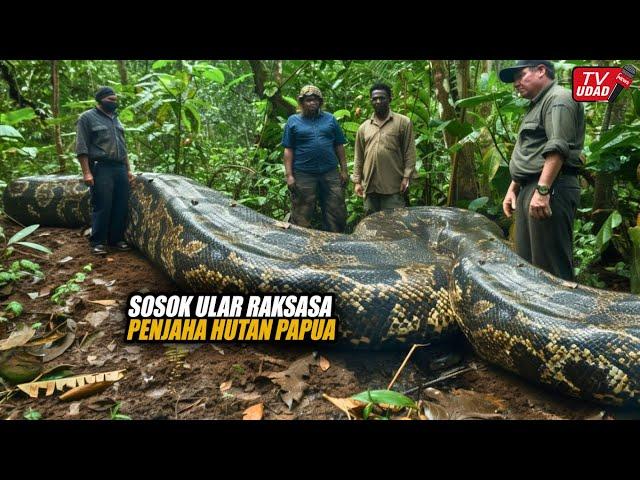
[536,184,551,196]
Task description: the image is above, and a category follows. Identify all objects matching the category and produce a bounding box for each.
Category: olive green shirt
[510,81,585,182]
[353,111,417,195]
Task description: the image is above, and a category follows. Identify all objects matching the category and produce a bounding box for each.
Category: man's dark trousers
[289,169,346,233]
[89,160,129,247]
[515,174,580,281]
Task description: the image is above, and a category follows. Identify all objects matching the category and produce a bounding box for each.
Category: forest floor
[1,217,638,421]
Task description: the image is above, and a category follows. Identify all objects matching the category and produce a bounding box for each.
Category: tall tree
[116,60,128,85]
[51,60,65,172]
[430,60,479,206]
[592,95,629,230]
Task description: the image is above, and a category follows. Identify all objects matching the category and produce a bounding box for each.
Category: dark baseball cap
[499,60,555,83]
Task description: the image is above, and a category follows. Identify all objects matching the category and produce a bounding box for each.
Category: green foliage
[5,301,23,318]
[0,225,46,290]
[351,389,418,420]
[51,263,92,305]
[23,408,42,420]
[109,402,132,420]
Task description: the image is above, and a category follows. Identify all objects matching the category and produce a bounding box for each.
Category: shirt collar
[531,80,556,105]
[370,110,394,126]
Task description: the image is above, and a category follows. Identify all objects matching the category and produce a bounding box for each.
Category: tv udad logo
[572,66,635,102]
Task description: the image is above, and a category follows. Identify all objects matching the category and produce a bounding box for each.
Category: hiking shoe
[91,244,108,255]
[113,241,132,252]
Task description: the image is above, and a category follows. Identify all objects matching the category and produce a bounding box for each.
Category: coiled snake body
[4,174,640,406]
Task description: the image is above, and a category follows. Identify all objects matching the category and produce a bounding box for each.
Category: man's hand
[502,190,517,218]
[128,171,135,183]
[529,191,552,219]
[400,177,410,193]
[286,174,295,188]
[354,183,364,198]
[340,170,349,187]
[83,173,94,186]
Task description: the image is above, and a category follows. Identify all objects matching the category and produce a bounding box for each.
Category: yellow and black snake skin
[4,174,640,407]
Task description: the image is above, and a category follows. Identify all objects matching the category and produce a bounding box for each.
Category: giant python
[3,173,640,407]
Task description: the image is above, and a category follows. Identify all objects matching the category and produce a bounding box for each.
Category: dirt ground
[1,217,638,421]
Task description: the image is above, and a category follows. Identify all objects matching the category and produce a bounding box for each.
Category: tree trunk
[592,95,629,229]
[430,60,479,206]
[451,60,479,205]
[51,60,66,172]
[248,60,296,119]
[116,60,128,85]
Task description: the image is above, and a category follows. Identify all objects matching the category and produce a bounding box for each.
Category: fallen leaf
[38,287,51,298]
[16,369,126,398]
[105,280,116,287]
[60,381,114,401]
[86,397,117,412]
[79,330,105,351]
[220,381,233,393]
[138,287,150,294]
[106,340,116,352]
[37,232,52,237]
[323,394,365,420]
[243,403,264,420]
[210,344,224,355]
[0,348,44,383]
[42,329,76,363]
[27,292,39,300]
[85,311,109,328]
[265,353,315,409]
[421,387,506,420]
[258,354,288,367]
[87,355,106,367]
[230,389,261,402]
[0,325,36,350]
[34,364,75,382]
[92,278,108,286]
[274,221,291,229]
[58,256,73,264]
[88,300,117,307]
[319,356,330,371]
[83,228,91,237]
[68,402,81,416]
[0,284,14,296]
[106,257,115,263]
[145,387,168,399]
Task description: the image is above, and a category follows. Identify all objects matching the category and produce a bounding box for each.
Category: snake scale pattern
[4,173,640,407]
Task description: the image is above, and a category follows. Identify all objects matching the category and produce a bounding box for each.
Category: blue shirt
[281,111,347,174]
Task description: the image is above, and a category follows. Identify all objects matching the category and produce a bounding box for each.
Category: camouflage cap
[298,85,323,100]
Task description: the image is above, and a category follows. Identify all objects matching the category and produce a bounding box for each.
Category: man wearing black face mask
[76,86,135,255]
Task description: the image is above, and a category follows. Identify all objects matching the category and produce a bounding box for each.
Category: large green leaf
[333,109,351,120]
[183,102,201,135]
[8,224,40,245]
[454,91,511,109]
[351,390,417,409]
[342,122,360,133]
[468,196,489,212]
[200,67,225,84]
[15,242,52,255]
[0,125,23,140]
[437,119,473,139]
[595,210,622,252]
[0,108,36,125]
[152,60,175,70]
